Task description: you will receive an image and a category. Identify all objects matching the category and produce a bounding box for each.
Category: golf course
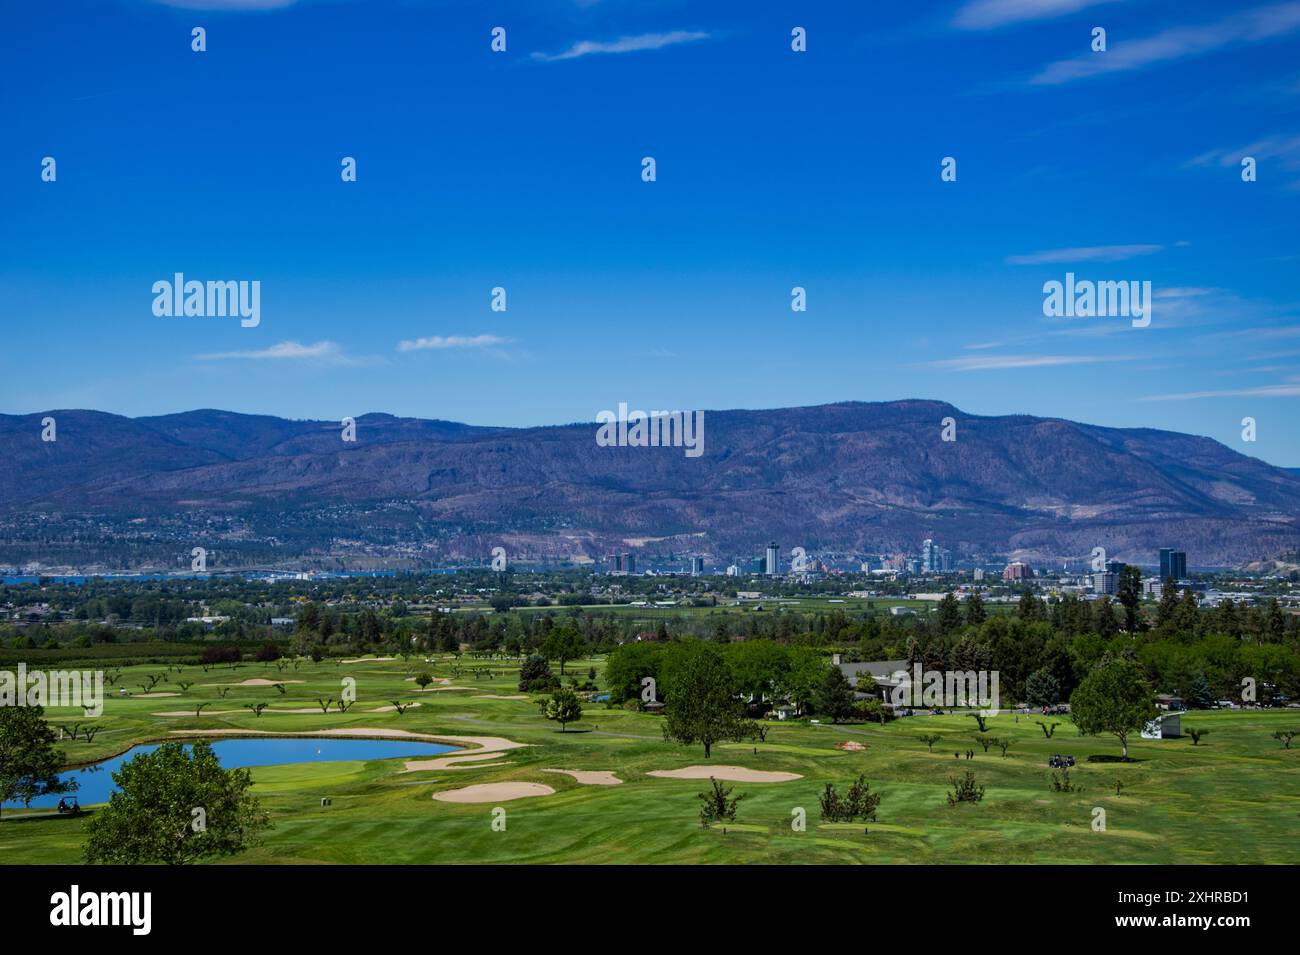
[2,653,1297,864]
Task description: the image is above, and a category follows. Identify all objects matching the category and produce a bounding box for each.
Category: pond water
[24,737,459,808]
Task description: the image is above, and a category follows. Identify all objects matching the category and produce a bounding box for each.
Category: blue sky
[3,0,1299,463]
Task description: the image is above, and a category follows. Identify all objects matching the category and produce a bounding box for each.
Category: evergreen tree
[964,591,986,626]
[1189,672,1215,709]
[813,664,856,722]
[1117,565,1143,631]
[1156,579,1180,628]
[1018,590,1045,621]
[936,591,963,635]
[1093,596,1120,638]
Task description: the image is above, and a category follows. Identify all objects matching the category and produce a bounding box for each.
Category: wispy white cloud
[1006,244,1162,264]
[1185,133,1300,188]
[926,353,1136,371]
[1155,286,1215,299]
[1141,383,1300,400]
[1031,2,1300,85]
[196,340,350,362]
[531,30,710,63]
[954,0,1122,30]
[397,334,513,352]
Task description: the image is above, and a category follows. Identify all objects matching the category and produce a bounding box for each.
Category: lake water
[24,737,459,808]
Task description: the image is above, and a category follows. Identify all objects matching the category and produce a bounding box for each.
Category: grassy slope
[2,655,1297,864]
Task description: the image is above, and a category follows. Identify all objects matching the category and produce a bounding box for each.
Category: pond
[25,737,459,808]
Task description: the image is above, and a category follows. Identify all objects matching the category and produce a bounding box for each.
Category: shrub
[946,770,985,806]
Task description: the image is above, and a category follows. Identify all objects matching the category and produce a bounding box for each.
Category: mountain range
[2,400,1299,571]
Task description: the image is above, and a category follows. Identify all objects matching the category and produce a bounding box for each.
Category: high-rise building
[1105,559,1125,576]
[922,539,936,573]
[624,553,636,575]
[1092,571,1117,595]
[1002,560,1030,581]
[765,542,780,576]
[690,557,704,576]
[1159,548,1187,582]
[607,554,622,574]
[750,557,765,575]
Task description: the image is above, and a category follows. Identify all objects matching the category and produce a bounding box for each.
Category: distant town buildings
[765,542,779,576]
[1002,560,1031,582]
[606,553,636,576]
[921,538,953,573]
[1160,548,1188,582]
[1092,570,1117,595]
[690,557,704,576]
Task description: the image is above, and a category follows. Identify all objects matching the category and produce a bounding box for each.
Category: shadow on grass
[0,807,98,825]
[1086,755,1144,764]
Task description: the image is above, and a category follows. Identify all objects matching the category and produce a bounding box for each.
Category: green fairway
[3,655,1297,864]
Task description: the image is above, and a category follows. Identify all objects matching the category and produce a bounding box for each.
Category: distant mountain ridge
[2,401,1298,569]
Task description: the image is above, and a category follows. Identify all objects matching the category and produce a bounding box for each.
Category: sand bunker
[369,702,423,713]
[402,736,528,772]
[136,692,180,698]
[474,694,529,700]
[340,656,395,663]
[432,782,555,804]
[202,678,305,687]
[405,676,451,684]
[419,685,473,692]
[542,769,623,786]
[647,765,802,783]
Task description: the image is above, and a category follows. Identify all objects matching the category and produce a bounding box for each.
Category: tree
[964,591,987,627]
[918,733,941,753]
[1189,672,1214,709]
[697,777,743,828]
[1117,564,1143,631]
[936,591,963,635]
[1156,580,1180,628]
[813,665,856,722]
[1272,730,1297,749]
[1017,591,1045,621]
[1187,728,1208,746]
[0,706,76,819]
[518,654,558,692]
[1024,668,1060,708]
[414,671,434,690]
[541,687,583,732]
[540,626,585,676]
[947,770,985,805]
[820,774,882,826]
[84,741,269,864]
[1092,596,1119,638]
[1069,657,1158,760]
[662,646,754,758]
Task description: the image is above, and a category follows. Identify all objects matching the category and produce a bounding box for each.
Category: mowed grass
[2,655,1298,864]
